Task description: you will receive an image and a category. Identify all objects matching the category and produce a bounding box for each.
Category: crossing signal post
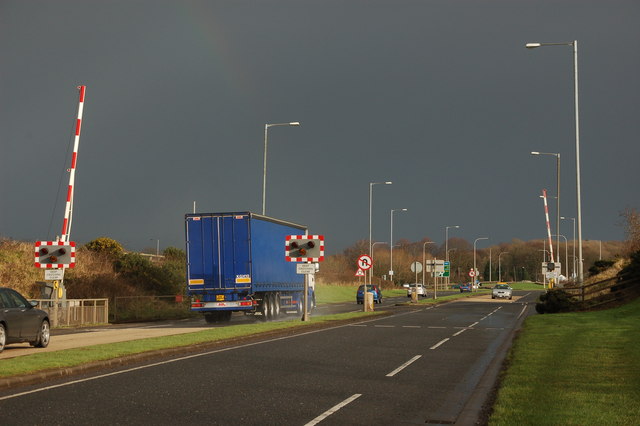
[285,235,324,262]
[285,235,325,321]
[35,241,76,269]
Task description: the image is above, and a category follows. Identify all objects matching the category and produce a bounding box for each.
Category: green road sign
[443,261,450,277]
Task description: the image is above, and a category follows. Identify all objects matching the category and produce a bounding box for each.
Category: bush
[85,237,124,258]
[115,253,184,296]
[588,259,616,277]
[619,250,640,280]
[535,289,579,314]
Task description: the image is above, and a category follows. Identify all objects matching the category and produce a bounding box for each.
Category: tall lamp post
[498,251,509,282]
[371,241,387,287]
[473,237,488,289]
[551,234,569,279]
[531,151,560,259]
[390,208,408,283]
[445,225,460,287]
[526,40,584,284]
[423,241,436,290]
[561,216,576,279]
[369,181,392,289]
[262,122,300,215]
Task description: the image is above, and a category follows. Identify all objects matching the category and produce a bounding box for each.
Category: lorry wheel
[267,293,277,319]
[260,295,270,321]
[204,312,219,323]
[273,293,281,318]
[221,311,232,322]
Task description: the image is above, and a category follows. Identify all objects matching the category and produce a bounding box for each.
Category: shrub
[588,259,616,277]
[85,237,124,258]
[535,289,579,314]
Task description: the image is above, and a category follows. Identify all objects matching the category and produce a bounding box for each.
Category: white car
[406,283,427,298]
[492,283,513,300]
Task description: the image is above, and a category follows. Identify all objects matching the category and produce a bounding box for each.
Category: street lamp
[371,241,387,287]
[445,225,460,287]
[526,40,584,284]
[473,237,488,289]
[531,151,560,259]
[498,251,509,282]
[390,208,408,283]
[561,216,576,279]
[551,234,569,279]
[368,181,392,305]
[423,241,436,291]
[262,122,300,215]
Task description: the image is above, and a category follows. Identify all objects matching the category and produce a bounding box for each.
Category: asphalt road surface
[0,291,538,425]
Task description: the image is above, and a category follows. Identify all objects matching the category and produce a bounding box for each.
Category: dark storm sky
[1,0,638,254]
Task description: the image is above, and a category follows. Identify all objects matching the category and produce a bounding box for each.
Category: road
[0,291,538,425]
[0,292,451,359]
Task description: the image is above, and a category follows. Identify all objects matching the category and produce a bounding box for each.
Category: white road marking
[304,394,362,426]
[517,305,527,319]
[452,328,467,337]
[430,338,450,350]
[386,355,422,377]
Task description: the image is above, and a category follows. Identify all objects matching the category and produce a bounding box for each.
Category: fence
[32,299,109,327]
[562,275,640,308]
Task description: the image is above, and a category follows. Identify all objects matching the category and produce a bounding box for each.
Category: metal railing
[563,275,640,308]
[31,299,109,327]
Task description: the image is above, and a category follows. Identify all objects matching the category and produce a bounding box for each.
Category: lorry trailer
[185,212,315,323]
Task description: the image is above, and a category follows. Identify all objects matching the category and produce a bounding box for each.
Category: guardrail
[31,298,109,327]
[562,275,640,308]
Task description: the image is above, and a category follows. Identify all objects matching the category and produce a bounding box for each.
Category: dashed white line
[430,338,450,350]
[386,355,422,377]
[452,328,468,337]
[304,394,362,426]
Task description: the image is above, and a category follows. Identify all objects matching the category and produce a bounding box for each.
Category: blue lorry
[185,212,315,323]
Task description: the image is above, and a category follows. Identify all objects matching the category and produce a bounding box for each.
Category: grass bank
[489,297,640,425]
[1,311,384,379]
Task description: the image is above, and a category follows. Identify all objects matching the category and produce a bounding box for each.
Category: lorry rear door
[186,214,251,292]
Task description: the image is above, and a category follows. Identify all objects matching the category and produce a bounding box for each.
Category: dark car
[459,283,472,292]
[0,287,50,353]
[356,284,382,304]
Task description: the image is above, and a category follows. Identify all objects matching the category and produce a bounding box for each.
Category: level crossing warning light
[35,241,76,268]
[285,235,324,262]
[547,262,555,272]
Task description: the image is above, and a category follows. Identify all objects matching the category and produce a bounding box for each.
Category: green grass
[490,297,640,425]
[0,311,383,378]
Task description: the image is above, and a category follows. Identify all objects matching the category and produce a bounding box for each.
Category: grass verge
[489,297,640,425]
[0,311,383,379]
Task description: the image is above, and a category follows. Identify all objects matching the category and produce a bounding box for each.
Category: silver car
[492,283,513,300]
[406,283,427,298]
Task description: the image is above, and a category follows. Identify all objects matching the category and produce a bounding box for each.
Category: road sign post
[357,255,373,312]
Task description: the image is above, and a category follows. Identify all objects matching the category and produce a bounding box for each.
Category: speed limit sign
[357,254,373,271]
[468,269,476,277]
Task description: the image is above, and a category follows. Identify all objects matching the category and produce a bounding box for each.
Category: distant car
[0,287,50,353]
[406,283,427,298]
[459,283,472,292]
[356,285,382,304]
[492,283,513,300]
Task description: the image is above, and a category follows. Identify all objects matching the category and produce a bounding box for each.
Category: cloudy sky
[1,0,638,255]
